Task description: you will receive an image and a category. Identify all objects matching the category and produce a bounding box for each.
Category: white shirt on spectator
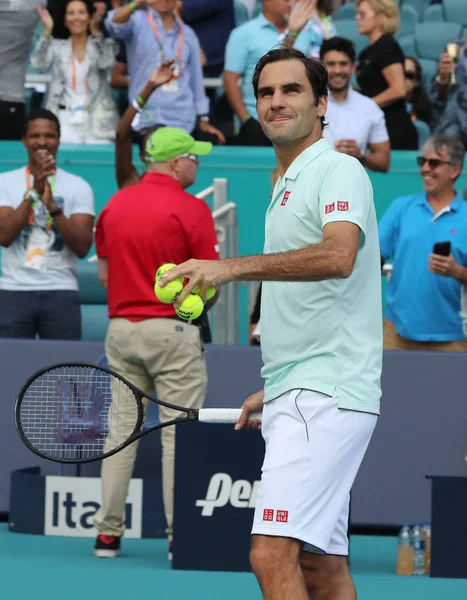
[323,87,389,152]
[0,166,95,291]
[64,56,89,109]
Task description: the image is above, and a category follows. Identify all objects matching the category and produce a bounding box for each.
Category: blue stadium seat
[402,0,431,21]
[443,0,467,27]
[334,19,368,55]
[398,34,416,57]
[413,119,431,148]
[77,260,109,342]
[414,22,462,60]
[336,2,356,20]
[418,58,438,92]
[234,1,249,27]
[397,4,418,38]
[423,4,445,22]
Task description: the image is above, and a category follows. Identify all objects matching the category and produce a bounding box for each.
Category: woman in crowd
[404,56,432,126]
[31,0,119,144]
[355,0,418,149]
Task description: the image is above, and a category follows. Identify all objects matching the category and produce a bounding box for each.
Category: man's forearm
[53,213,93,259]
[224,77,250,122]
[454,264,467,285]
[361,151,390,173]
[0,200,31,247]
[112,0,142,24]
[225,240,354,283]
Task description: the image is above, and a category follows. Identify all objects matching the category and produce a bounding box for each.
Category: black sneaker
[94,535,121,558]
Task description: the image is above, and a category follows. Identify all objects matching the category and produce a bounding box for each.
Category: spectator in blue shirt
[379,135,467,351]
[224,0,314,146]
[105,0,225,143]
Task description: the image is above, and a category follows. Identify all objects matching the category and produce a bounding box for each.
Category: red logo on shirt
[325,202,335,214]
[276,510,289,523]
[281,191,290,206]
[450,229,457,235]
[337,201,349,212]
[263,509,274,521]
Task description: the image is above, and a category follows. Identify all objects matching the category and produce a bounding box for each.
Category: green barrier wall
[1,142,466,343]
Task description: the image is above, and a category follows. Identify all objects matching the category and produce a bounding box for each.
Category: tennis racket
[15,362,261,465]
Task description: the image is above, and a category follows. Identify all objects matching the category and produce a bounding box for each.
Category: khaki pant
[383,318,467,352]
[93,317,207,538]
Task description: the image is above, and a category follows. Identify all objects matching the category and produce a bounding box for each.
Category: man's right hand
[438,53,455,84]
[235,390,264,431]
[288,0,316,35]
[33,150,56,195]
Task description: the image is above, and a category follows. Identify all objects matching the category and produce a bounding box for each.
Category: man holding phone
[379,134,467,351]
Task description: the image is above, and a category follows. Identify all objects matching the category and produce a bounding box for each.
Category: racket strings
[18,366,141,462]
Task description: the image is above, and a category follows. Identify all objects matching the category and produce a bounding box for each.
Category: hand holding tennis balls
[154,263,184,304]
[192,284,216,301]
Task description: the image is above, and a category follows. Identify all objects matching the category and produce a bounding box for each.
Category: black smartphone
[433,241,451,256]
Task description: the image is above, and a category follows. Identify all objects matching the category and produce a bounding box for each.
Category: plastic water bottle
[421,522,431,574]
[412,523,425,575]
[396,524,414,575]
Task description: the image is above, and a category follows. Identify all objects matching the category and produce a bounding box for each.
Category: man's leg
[300,553,356,600]
[250,535,308,600]
[38,291,82,340]
[141,318,207,540]
[0,290,38,338]
[93,319,153,542]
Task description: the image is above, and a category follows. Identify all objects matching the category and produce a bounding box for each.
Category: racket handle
[198,408,262,424]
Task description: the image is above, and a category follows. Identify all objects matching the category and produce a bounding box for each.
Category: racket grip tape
[198,408,262,424]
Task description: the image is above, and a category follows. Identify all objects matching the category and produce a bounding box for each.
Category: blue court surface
[1,525,466,600]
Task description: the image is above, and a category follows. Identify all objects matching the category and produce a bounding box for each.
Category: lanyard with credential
[71,56,89,91]
[146,12,185,77]
[26,167,56,230]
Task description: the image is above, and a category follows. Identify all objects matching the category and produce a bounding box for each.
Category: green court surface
[1,525,466,600]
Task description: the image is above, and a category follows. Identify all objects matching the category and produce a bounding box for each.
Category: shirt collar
[141,172,183,189]
[328,87,352,105]
[148,8,181,33]
[417,191,465,212]
[257,12,282,31]
[283,139,332,181]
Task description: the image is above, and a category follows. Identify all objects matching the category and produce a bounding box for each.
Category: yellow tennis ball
[156,263,177,282]
[154,277,183,304]
[192,284,216,301]
[176,294,204,321]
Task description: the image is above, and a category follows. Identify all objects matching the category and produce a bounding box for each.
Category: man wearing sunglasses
[93,126,220,559]
[379,134,467,351]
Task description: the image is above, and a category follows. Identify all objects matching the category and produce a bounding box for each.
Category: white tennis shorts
[251,389,377,555]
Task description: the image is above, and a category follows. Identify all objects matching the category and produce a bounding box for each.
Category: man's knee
[300,552,350,595]
[250,535,301,579]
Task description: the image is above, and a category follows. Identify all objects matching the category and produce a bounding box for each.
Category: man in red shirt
[93,127,219,559]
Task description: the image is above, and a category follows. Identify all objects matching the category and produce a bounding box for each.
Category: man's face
[22,119,60,163]
[419,146,461,196]
[154,0,176,15]
[256,59,327,146]
[264,0,294,20]
[173,154,199,189]
[322,50,354,94]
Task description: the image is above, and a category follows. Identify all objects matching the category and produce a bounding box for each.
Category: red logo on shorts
[276,510,289,523]
[325,202,335,214]
[337,201,349,212]
[281,191,290,206]
[263,509,274,521]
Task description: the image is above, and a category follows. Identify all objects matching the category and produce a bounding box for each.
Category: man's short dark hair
[252,48,328,129]
[319,37,356,63]
[23,109,61,138]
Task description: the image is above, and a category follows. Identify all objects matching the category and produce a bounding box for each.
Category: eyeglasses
[404,72,417,81]
[177,153,200,165]
[416,156,454,169]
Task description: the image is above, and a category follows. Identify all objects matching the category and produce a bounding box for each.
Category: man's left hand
[159,258,234,305]
[335,139,362,159]
[40,179,56,212]
[428,253,461,278]
[199,121,226,145]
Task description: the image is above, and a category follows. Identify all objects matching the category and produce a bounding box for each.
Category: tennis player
[161,48,382,600]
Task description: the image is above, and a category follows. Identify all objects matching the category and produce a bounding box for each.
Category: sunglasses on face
[177,153,200,165]
[416,156,453,169]
[404,71,417,81]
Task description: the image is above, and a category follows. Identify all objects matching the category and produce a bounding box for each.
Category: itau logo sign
[44,476,143,538]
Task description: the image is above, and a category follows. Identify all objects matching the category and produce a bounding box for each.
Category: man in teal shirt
[162,48,382,600]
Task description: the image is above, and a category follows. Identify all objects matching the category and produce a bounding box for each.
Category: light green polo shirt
[261,138,382,415]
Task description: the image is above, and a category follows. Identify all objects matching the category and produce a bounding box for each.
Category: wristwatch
[199,115,210,123]
[49,207,62,218]
[285,29,299,41]
[24,190,39,203]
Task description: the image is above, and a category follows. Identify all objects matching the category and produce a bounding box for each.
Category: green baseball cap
[144,127,213,163]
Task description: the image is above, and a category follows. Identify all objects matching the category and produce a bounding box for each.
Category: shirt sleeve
[378,198,403,261]
[186,202,220,260]
[71,178,95,216]
[318,156,373,247]
[224,26,249,74]
[95,209,107,259]
[186,28,210,115]
[104,9,135,42]
[378,36,404,70]
[369,106,389,144]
